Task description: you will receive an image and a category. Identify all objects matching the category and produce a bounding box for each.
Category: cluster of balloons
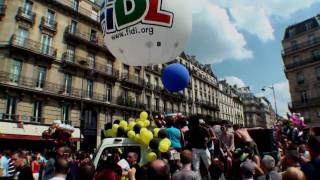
[287,113,306,128]
[104,111,172,162]
[42,120,75,147]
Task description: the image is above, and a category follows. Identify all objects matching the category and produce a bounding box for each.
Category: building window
[10,59,22,83]
[171,102,174,113]
[87,53,95,69]
[309,34,315,44]
[155,77,159,87]
[296,72,305,84]
[306,22,313,30]
[134,69,140,81]
[300,90,308,103]
[23,0,33,17]
[90,29,97,42]
[312,49,320,58]
[106,59,113,75]
[70,20,77,33]
[123,65,129,77]
[146,95,151,109]
[155,98,159,111]
[63,73,72,94]
[61,104,70,124]
[40,34,52,55]
[316,67,320,80]
[105,111,112,124]
[86,79,93,98]
[72,0,79,11]
[36,66,46,88]
[5,96,16,118]
[17,27,28,46]
[106,83,112,102]
[291,40,298,50]
[32,101,42,122]
[146,74,150,84]
[66,44,75,62]
[46,9,55,27]
[292,56,299,63]
[317,112,320,118]
[288,28,295,37]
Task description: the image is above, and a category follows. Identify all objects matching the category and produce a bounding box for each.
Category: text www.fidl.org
[111,27,154,40]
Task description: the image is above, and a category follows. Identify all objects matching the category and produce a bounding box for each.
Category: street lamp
[261,84,278,122]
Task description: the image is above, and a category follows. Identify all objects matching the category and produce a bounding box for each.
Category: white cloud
[186,0,253,64]
[224,76,246,88]
[214,0,319,43]
[256,81,290,117]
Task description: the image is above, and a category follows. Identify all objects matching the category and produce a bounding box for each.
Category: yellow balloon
[119,120,128,128]
[137,121,145,128]
[141,130,153,145]
[162,138,171,147]
[128,121,136,130]
[135,134,141,143]
[127,130,136,139]
[104,129,113,137]
[159,138,171,152]
[146,152,157,162]
[144,120,151,127]
[112,124,119,131]
[154,128,160,137]
[140,111,148,120]
[140,128,148,134]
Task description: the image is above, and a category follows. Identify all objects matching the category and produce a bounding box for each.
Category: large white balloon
[100,0,192,66]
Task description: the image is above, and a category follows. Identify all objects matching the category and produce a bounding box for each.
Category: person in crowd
[257,155,281,180]
[298,144,311,164]
[282,167,306,180]
[31,154,40,180]
[126,151,144,180]
[240,158,263,180]
[166,116,183,152]
[95,149,123,180]
[146,160,170,180]
[186,116,211,179]
[78,160,95,180]
[219,125,234,177]
[0,150,12,178]
[301,133,320,180]
[233,124,261,166]
[12,151,34,180]
[49,158,69,180]
[154,114,166,128]
[172,150,200,180]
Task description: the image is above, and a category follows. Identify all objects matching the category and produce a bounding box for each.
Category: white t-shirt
[0,156,9,177]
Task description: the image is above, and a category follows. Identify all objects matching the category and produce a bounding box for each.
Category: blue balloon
[161,63,190,92]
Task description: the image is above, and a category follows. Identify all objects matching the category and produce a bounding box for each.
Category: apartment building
[282,15,320,124]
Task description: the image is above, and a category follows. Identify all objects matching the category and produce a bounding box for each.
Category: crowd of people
[1,114,320,180]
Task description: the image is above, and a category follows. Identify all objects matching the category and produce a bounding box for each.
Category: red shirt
[31,160,40,173]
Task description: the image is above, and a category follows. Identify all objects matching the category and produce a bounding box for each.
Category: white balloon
[100,0,192,66]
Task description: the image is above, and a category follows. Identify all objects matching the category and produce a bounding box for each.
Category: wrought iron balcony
[0,71,144,111]
[15,7,36,25]
[64,26,110,54]
[41,0,100,26]
[282,37,320,56]
[0,113,45,124]
[120,73,145,88]
[62,52,118,80]
[40,16,57,33]
[117,96,145,109]
[0,0,6,17]
[10,35,57,61]
[145,66,162,75]
[285,56,320,71]
[292,97,320,109]
[145,82,153,90]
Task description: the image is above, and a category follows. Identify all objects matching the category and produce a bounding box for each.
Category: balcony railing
[40,17,57,33]
[0,71,144,111]
[292,97,320,108]
[64,26,109,53]
[0,1,6,16]
[15,7,36,24]
[117,96,145,109]
[43,0,99,25]
[145,66,162,75]
[285,56,320,71]
[10,35,57,60]
[120,73,145,87]
[199,100,219,110]
[282,37,320,55]
[62,52,118,79]
[0,113,45,124]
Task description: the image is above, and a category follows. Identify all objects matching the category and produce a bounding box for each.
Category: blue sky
[186,0,320,116]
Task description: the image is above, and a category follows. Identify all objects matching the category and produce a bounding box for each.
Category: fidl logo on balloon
[99,0,192,66]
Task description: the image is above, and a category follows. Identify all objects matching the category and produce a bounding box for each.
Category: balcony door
[86,79,93,98]
[10,59,22,83]
[83,108,97,130]
[32,101,42,122]
[90,29,97,42]
[72,0,79,11]
[63,73,72,94]
[46,9,55,26]
[36,66,46,88]
[61,104,70,124]
[106,59,113,75]
[5,96,16,119]
[87,53,95,69]
[41,34,52,55]
[105,83,112,103]
[17,28,28,46]
[23,0,33,17]
[70,20,77,34]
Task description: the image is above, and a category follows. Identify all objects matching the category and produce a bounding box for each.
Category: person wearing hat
[257,155,281,180]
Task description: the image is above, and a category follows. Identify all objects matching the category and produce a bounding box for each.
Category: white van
[93,138,149,169]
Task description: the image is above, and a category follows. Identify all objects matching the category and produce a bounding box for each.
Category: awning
[0,121,81,141]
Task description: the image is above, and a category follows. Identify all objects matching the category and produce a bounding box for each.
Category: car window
[97,146,141,170]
